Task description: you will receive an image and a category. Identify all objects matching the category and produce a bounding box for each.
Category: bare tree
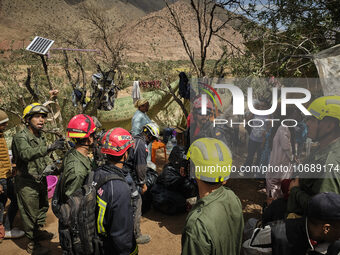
[78,2,126,72]
[164,0,246,77]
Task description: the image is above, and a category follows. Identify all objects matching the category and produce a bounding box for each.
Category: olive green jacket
[287,138,340,215]
[60,148,92,202]
[181,186,244,255]
[12,127,51,181]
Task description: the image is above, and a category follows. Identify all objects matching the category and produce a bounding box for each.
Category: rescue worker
[128,122,160,244]
[0,110,24,242]
[185,96,232,150]
[288,96,340,216]
[12,103,65,254]
[95,128,138,255]
[57,114,96,254]
[59,114,96,203]
[182,138,244,255]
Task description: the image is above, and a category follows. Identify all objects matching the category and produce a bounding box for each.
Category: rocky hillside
[121,0,244,61]
[0,0,244,62]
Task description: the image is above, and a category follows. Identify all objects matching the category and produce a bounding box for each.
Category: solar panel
[26,36,54,55]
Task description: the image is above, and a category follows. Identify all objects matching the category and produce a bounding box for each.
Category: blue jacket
[94,164,138,255]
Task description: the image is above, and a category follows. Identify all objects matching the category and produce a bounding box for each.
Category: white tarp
[313,44,340,96]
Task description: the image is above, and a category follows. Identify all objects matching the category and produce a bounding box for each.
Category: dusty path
[1,179,265,255]
[1,149,266,255]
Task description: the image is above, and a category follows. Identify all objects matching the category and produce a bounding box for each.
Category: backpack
[52,171,125,255]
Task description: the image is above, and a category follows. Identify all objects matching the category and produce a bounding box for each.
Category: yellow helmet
[187,138,232,183]
[23,103,49,119]
[308,96,340,125]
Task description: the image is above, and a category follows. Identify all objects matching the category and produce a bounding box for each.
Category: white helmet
[143,122,160,139]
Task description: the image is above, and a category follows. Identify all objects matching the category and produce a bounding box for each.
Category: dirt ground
[1,149,266,255]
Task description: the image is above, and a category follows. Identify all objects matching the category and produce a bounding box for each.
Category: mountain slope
[0,0,244,62]
[120,1,244,61]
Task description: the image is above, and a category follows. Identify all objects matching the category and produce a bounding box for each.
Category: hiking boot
[5,228,25,239]
[27,241,50,255]
[136,234,151,244]
[35,230,57,241]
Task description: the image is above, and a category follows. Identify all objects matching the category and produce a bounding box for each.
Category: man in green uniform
[288,96,340,216]
[59,114,96,203]
[12,103,65,254]
[181,138,244,255]
[57,114,96,254]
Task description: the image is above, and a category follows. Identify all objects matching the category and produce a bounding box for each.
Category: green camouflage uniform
[287,138,340,215]
[12,127,51,240]
[181,186,244,255]
[60,148,92,203]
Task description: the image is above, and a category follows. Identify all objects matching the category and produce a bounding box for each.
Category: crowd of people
[0,93,340,255]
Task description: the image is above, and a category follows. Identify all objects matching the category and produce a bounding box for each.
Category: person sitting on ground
[0,110,24,242]
[262,179,291,226]
[151,145,198,214]
[157,145,197,198]
[287,96,340,217]
[95,128,138,254]
[182,138,244,255]
[12,103,65,254]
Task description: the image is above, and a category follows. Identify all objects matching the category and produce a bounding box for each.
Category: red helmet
[193,97,213,111]
[101,128,134,156]
[67,114,96,138]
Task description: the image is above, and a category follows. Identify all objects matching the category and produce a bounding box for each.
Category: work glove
[48,138,65,152]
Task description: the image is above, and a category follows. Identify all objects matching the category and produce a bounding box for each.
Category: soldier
[12,103,65,254]
[0,109,24,242]
[182,138,244,255]
[57,114,96,254]
[59,114,96,203]
[288,96,340,216]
